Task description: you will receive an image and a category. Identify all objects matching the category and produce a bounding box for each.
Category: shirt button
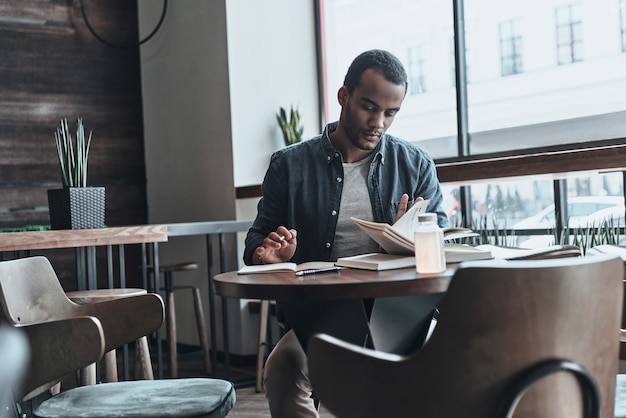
[325,242,331,248]
[331,210,337,216]
[336,177,342,183]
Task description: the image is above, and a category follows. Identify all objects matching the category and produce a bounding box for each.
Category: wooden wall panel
[0,0,147,228]
[0,0,148,289]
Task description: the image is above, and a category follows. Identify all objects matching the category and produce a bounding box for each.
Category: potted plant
[47,118,105,229]
[276,105,304,146]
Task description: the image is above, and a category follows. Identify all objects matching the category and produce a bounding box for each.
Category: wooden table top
[0,224,168,252]
[213,266,457,301]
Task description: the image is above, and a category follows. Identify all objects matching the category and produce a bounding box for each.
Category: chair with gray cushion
[308,255,623,418]
[0,256,235,418]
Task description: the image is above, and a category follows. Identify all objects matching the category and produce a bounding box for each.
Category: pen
[295,266,341,276]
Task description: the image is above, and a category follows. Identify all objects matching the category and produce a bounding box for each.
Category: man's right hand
[394,194,424,223]
[253,226,297,264]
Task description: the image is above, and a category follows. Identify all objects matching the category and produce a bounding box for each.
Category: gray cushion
[616,374,626,418]
[34,378,235,418]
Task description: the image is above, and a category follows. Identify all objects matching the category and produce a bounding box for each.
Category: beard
[342,104,382,151]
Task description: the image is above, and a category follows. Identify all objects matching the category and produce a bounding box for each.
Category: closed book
[444,243,493,263]
[474,244,581,260]
[335,253,416,271]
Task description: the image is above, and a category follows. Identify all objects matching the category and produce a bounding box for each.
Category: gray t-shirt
[330,153,380,260]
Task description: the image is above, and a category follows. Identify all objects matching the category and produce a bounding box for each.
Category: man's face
[339,68,406,151]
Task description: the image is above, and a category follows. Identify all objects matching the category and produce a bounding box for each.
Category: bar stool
[256,300,270,392]
[256,299,280,392]
[65,288,154,383]
[159,262,211,378]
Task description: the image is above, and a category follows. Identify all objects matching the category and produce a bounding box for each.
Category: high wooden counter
[0,225,168,252]
[0,225,168,291]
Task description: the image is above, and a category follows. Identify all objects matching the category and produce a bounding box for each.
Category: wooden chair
[64,287,154,383]
[0,256,236,418]
[308,255,624,418]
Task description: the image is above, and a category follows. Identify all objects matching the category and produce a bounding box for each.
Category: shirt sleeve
[243,152,289,265]
[416,156,450,228]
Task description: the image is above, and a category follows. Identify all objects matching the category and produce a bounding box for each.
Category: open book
[351,200,478,255]
[238,261,336,275]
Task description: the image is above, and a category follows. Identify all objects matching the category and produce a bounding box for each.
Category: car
[513,196,625,248]
[514,196,625,230]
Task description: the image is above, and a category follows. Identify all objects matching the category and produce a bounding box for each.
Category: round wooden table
[214,265,459,354]
[213,265,457,301]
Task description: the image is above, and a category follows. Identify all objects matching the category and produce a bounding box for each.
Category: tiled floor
[173,351,336,418]
[132,342,334,418]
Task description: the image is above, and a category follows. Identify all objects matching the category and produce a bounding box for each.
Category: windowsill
[436,141,626,184]
[236,140,626,198]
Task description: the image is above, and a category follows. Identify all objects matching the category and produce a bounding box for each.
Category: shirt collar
[322,122,385,164]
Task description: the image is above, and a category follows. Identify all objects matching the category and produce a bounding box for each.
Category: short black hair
[343,49,408,94]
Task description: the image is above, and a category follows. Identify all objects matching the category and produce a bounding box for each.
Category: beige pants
[263,329,318,418]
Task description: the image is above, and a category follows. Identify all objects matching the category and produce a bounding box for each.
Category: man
[244,49,448,417]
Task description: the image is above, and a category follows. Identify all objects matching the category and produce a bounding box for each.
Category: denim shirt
[243,122,449,265]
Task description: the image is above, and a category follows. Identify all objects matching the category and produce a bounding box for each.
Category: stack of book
[334,244,495,271]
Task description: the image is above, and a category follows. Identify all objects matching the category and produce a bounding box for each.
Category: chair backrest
[308,255,624,418]
[0,257,164,352]
[0,256,78,324]
[17,317,105,402]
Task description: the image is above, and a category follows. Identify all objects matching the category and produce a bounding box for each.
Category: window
[555,3,583,65]
[320,0,625,159]
[408,45,426,94]
[443,177,555,231]
[442,173,625,247]
[318,0,626,240]
[499,19,523,76]
[319,0,457,146]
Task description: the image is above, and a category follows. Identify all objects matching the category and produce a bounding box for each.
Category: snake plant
[276,106,304,146]
[55,118,92,187]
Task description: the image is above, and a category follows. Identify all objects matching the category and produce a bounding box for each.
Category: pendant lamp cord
[79,0,168,49]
